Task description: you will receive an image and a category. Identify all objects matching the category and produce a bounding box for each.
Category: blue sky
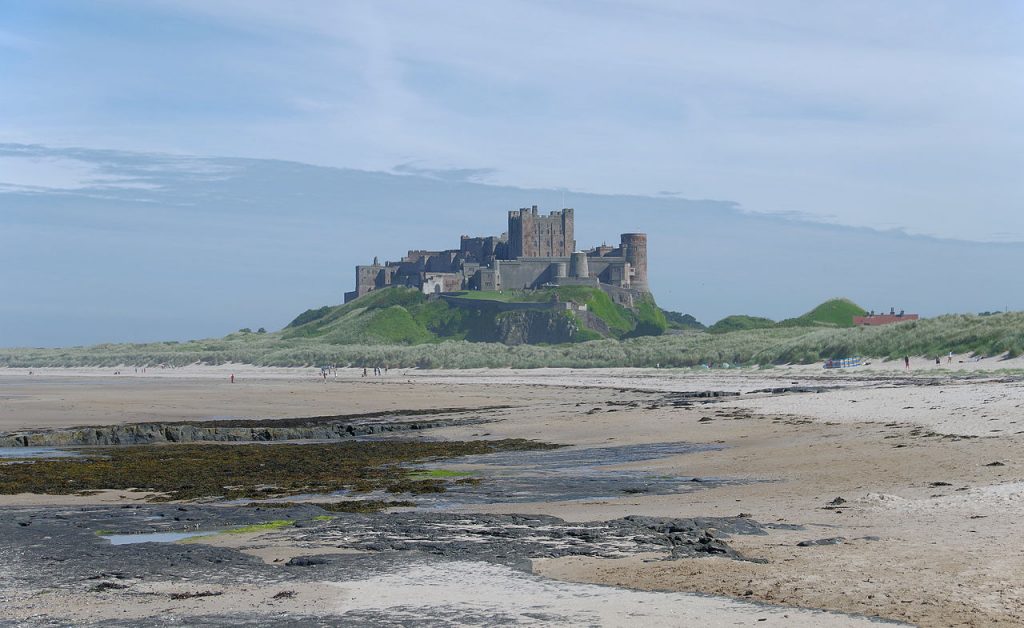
[1,2,1023,345]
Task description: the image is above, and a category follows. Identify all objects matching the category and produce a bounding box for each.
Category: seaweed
[0,439,559,501]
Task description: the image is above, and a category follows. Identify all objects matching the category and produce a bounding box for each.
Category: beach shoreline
[2,366,1022,625]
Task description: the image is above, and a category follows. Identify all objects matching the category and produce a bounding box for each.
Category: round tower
[569,251,590,279]
[620,233,648,291]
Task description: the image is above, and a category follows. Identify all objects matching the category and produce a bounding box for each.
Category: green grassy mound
[709,298,867,334]
[778,298,866,328]
[283,286,666,346]
[707,315,777,334]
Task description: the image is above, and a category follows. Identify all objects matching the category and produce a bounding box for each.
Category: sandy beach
[2,364,1023,625]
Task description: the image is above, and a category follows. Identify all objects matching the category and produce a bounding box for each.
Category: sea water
[0,447,79,459]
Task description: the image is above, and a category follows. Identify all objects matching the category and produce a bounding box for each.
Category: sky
[1,2,1023,346]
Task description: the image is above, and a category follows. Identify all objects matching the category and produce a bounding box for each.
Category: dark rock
[286,556,328,567]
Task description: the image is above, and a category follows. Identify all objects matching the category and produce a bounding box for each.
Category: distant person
[936,356,941,365]
[904,356,910,370]
[948,351,953,364]
[230,374,235,383]
[362,367,367,377]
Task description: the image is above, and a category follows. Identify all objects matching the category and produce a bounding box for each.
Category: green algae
[223,520,294,534]
[407,469,473,480]
[0,439,559,501]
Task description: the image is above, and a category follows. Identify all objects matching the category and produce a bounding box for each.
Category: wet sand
[2,365,1023,625]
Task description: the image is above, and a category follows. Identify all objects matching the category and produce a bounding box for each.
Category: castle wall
[491,258,562,290]
[460,235,502,263]
[588,257,631,288]
[422,273,463,295]
[478,267,499,291]
[352,264,383,301]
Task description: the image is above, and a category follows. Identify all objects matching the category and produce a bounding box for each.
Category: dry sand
[3,364,1024,625]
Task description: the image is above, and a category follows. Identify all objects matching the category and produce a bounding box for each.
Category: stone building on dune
[344,206,648,306]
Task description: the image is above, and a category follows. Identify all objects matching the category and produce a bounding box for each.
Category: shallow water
[0,447,79,459]
[102,531,218,545]
[409,441,740,507]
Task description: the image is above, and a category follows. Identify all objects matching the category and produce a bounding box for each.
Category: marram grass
[4,311,1024,369]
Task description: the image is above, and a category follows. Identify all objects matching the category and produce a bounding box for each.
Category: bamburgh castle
[345,207,649,305]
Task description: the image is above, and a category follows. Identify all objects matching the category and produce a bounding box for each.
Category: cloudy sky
[1,2,1023,345]
[3,1,1023,239]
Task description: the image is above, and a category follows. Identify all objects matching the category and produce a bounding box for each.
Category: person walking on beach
[948,351,953,364]
[230,374,235,383]
[904,356,910,370]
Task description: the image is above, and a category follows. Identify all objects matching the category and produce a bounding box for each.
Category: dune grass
[5,307,1024,369]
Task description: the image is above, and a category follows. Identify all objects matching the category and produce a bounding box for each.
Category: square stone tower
[507,206,575,259]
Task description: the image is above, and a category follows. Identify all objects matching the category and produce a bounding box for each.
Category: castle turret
[569,251,589,278]
[620,233,648,291]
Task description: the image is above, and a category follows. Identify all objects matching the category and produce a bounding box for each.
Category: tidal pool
[102,531,218,545]
[0,447,79,459]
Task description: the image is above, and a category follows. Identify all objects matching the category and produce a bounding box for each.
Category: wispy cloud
[392,162,496,183]
[1,2,1022,240]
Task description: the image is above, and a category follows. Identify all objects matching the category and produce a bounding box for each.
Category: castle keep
[345,206,648,304]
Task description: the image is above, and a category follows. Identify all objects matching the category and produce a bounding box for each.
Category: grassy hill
[709,298,866,334]
[281,286,666,345]
[662,310,705,331]
[707,315,777,334]
[778,298,866,328]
